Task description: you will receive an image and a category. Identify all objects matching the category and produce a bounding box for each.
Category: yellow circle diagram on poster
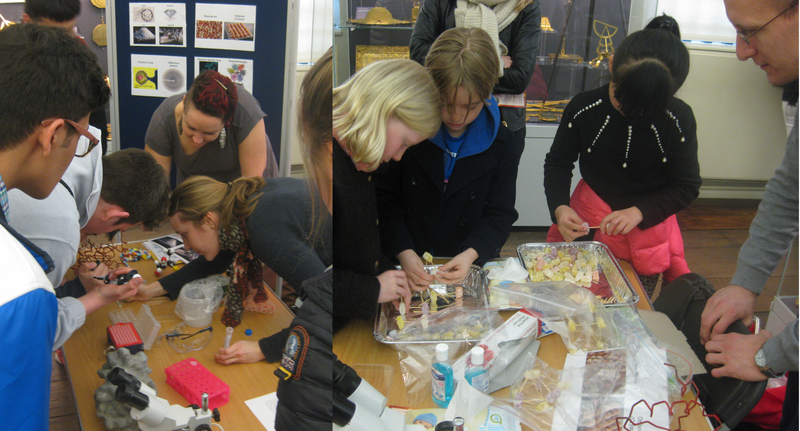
[133,67,158,90]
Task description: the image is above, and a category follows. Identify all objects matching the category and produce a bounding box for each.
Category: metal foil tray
[373,265,492,344]
[517,242,638,307]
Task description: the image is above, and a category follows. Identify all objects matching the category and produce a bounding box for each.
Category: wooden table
[62,245,294,430]
[333,261,712,430]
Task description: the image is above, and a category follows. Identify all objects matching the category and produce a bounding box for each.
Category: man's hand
[700,285,757,344]
[79,268,142,315]
[554,205,589,242]
[76,261,109,292]
[397,249,435,291]
[705,330,772,381]
[436,248,478,284]
[215,340,265,365]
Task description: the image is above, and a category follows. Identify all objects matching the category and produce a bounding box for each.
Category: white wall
[678,47,786,188]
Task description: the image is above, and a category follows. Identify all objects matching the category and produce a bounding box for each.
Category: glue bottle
[465,346,489,394]
[431,343,454,407]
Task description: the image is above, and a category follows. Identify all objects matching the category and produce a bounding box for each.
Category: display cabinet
[334,0,418,85]
[526,0,633,124]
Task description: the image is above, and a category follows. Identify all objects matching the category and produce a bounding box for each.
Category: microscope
[106,367,220,431]
[333,360,427,431]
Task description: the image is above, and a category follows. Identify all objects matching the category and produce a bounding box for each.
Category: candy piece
[422,251,433,265]
[396,316,405,330]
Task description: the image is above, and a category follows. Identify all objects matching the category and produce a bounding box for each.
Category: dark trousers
[511,126,526,165]
[781,371,798,431]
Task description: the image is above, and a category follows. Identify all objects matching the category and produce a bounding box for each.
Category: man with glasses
[0,24,110,429]
[700,1,798,429]
[8,146,170,350]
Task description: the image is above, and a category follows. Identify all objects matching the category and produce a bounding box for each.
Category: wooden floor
[49,198,798,429]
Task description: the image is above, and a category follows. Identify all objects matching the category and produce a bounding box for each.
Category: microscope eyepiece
[115,385,150,411]
[107,367,142,391]
[332,359,362,397]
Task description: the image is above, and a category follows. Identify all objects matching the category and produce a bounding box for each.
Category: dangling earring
[219,128,227,149]
[177,116,183,135]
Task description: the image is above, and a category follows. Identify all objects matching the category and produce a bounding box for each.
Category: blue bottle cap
[245,329,252,336]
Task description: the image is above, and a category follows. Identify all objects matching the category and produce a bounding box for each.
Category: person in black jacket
[215,49,335,430]
[332,59,442,331]
[410,0,541,163]
[375,27,519,290]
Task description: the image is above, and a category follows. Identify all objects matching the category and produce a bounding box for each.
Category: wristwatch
[755,345,781,379]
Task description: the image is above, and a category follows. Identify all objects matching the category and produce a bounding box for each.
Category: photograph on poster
[159,27,184,45]
[196,20,223,39]
[129,3,187,47]
[133,26,157,44]
[224,22,253,41]
[194,57,253,93]
[131,54,187,98]
[195,3,256,51]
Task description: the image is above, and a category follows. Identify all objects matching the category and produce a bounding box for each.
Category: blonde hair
[299,47,333,211]
[169,176,265,232]
[333,59,441,170]
[425,27,499,121]
[298,47,333,237]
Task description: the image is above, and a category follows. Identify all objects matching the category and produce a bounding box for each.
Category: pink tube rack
[165,358,230,409]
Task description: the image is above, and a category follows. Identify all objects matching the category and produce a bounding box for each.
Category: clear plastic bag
[491,282,620,353]
[387,307,502,342]
[175,278,224,327]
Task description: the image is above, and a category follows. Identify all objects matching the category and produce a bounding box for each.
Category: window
[297,0,333,65]
[657,0,735,46]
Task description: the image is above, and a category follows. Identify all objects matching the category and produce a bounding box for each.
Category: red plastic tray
[165,358,230,409]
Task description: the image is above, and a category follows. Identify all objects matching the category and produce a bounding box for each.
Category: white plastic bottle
[431,343,454,407]
[464,346,489,394]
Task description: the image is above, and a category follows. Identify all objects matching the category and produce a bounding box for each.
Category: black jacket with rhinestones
[544,84,701,229]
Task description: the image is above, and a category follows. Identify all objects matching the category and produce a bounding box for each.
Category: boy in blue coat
[0,24,110,430]
[375,27,519,289]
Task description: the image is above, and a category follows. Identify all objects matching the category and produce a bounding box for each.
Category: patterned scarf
[219,220,268,327]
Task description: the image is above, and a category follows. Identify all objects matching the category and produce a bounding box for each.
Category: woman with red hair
[145,70,279,185]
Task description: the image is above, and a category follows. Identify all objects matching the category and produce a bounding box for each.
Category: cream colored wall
[677,47,786,186]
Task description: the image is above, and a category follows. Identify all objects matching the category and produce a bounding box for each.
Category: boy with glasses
[701,1,798,430]
[0,24,110,430]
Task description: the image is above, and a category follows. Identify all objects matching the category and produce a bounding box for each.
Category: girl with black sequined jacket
[543,15,701,286]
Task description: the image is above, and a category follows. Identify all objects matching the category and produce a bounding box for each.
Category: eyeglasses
[736,0,798,45]
[41,118,100,158]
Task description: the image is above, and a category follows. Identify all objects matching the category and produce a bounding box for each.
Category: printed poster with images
[131,54,187,98]
[195,57,253,93]
[130,3,187,47]
[195,3,256,51]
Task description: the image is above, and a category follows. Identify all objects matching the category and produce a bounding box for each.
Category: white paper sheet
[245,392,277,431]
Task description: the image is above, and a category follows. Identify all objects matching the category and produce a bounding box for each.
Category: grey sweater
[730,116,798,374]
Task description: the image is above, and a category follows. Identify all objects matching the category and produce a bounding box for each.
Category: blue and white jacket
[0,213,57,431]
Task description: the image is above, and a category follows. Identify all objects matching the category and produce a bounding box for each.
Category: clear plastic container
[175,279,224,327]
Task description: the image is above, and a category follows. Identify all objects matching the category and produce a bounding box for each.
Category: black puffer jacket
[274,269,333,430]
[409,0,541,131]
